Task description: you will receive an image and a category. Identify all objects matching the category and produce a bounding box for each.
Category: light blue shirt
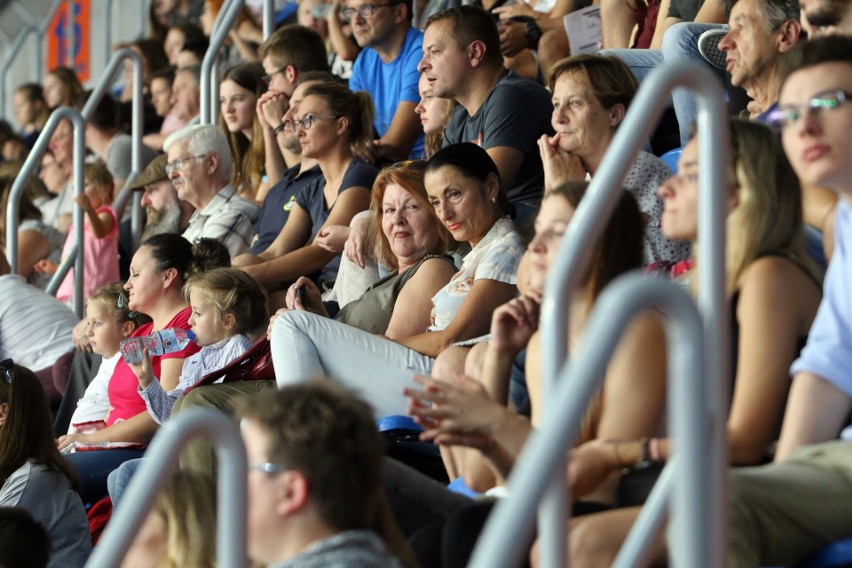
[140,334,252,424]
[349,27,424,158]
[791,199,852,396]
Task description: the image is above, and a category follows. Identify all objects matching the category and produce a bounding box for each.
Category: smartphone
[296,286,306,304]
[312,4,332,18]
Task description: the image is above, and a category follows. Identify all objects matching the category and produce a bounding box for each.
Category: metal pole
[0,26,39,124]
[85,409,248,568]
[533,60,728,567]
[201,0,246,124]
[104,0,113,68]
[5,107,86,317]
[263,0,274,39]
[469,275,707,567]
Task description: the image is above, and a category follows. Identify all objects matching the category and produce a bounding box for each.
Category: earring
[491,197,497,204]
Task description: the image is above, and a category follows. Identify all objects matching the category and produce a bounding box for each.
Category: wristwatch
[510,16,543,50]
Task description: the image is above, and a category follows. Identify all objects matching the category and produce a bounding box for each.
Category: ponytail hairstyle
[302,82,375,157]
[141,235,230,288]
[183,267,268,338]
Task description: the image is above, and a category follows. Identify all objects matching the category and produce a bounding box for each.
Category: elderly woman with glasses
[233,80,379,310]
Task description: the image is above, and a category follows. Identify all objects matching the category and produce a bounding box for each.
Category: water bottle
[119,328,196,365]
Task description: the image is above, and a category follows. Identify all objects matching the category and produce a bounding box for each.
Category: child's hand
[129,348,156,389]
[33,258,58,274]
[75,193,93,211]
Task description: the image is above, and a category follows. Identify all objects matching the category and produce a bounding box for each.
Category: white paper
[563,5,603,54]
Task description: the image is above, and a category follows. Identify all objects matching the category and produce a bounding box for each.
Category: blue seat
[660,147,683,174]
[792,538,852,567]
[376,415,423,433]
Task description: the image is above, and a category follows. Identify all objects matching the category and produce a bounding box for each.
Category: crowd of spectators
[0,0,851,565]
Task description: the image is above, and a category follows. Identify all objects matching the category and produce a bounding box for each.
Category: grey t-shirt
[443,70,554,204]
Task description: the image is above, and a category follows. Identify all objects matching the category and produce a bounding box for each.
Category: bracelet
[634,437,652,470]
[273,121,287,136]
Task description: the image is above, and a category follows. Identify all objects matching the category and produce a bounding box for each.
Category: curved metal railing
[200,0,246,125]
[471,60,729,568]
[0,25,39,118]
[470,274,710,567]
[85,409,247,568]
[6,107,85,316]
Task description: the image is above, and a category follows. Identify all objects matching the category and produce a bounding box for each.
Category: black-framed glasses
[165,154,208,175]
[342,1,399,20]
[248,462,289,475]
[0,359,13,384]
[290,113,341,131]
[262,64,290,86]
[770,90,852,129]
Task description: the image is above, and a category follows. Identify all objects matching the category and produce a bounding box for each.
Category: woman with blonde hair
[567,118,823,567]
[120,471,217,568]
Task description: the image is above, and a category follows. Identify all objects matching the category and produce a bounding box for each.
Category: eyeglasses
[0,359,13,384]
[342,2,399,20]
[290,113,341,131]
[262,64,290,86]
[770,90,852,129]
[248,462,289,475]
[165,154,208,175]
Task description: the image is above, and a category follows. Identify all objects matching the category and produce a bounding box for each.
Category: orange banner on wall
[46,0,91,82]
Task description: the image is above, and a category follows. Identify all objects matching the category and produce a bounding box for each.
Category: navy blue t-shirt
[296,157,379,285]
[250,164,323,255]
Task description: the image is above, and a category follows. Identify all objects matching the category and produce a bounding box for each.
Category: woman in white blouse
[270,143,525,417]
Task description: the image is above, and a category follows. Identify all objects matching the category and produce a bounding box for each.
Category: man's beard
[142,198,182,240]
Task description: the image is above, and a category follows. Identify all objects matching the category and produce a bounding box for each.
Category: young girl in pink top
[55,162,120,304]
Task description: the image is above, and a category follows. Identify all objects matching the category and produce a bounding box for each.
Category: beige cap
[127,154,169,190]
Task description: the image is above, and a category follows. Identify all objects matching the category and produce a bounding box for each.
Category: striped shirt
[182,185,261,257]
[139,333,252,424]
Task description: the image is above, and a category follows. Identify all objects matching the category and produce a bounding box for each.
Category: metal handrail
[103,0,149,71]
[263,0,274,38]
[6,107,86,317]
[200,0,246,125]
[42,49,147,300]
[0,25,39,120]
[469,274,709,567]
[85,409,248,568]
[531,60,729,567]
[79,48,146,248]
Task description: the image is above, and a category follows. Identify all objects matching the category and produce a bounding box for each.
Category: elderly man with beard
[127,154,195,241]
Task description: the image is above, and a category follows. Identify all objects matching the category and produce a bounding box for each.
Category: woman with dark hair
[42,67,83,111]
[0,360,91,567]
[269,143,524,417]
[218,62,267,201]
[13,84,50,149]
[57,235,229,504]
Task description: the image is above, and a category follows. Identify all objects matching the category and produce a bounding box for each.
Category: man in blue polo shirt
[347,0,425,161]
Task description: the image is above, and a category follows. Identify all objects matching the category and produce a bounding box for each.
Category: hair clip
[117,292,127,309]
[128,310,139,319]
